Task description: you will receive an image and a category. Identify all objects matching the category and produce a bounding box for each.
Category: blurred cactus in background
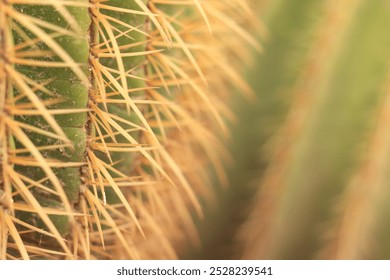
[192,0,390,260]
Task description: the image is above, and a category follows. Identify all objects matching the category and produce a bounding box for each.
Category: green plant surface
[10,2,90,250]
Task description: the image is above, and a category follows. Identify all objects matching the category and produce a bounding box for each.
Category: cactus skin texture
[0,0,256,259]
[230,0,390,260]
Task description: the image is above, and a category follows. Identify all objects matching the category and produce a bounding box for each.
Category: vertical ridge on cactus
[0,0,256,259]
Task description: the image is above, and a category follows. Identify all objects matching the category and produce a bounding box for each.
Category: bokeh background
[186,0,390,260]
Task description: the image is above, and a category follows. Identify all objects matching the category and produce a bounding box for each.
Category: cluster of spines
[0,0,256,259]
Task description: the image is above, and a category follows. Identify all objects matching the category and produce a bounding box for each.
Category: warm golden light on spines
[0,0,256,259]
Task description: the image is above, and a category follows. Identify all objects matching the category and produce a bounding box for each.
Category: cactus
[228,0,390,260]
[0,0,256,259]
